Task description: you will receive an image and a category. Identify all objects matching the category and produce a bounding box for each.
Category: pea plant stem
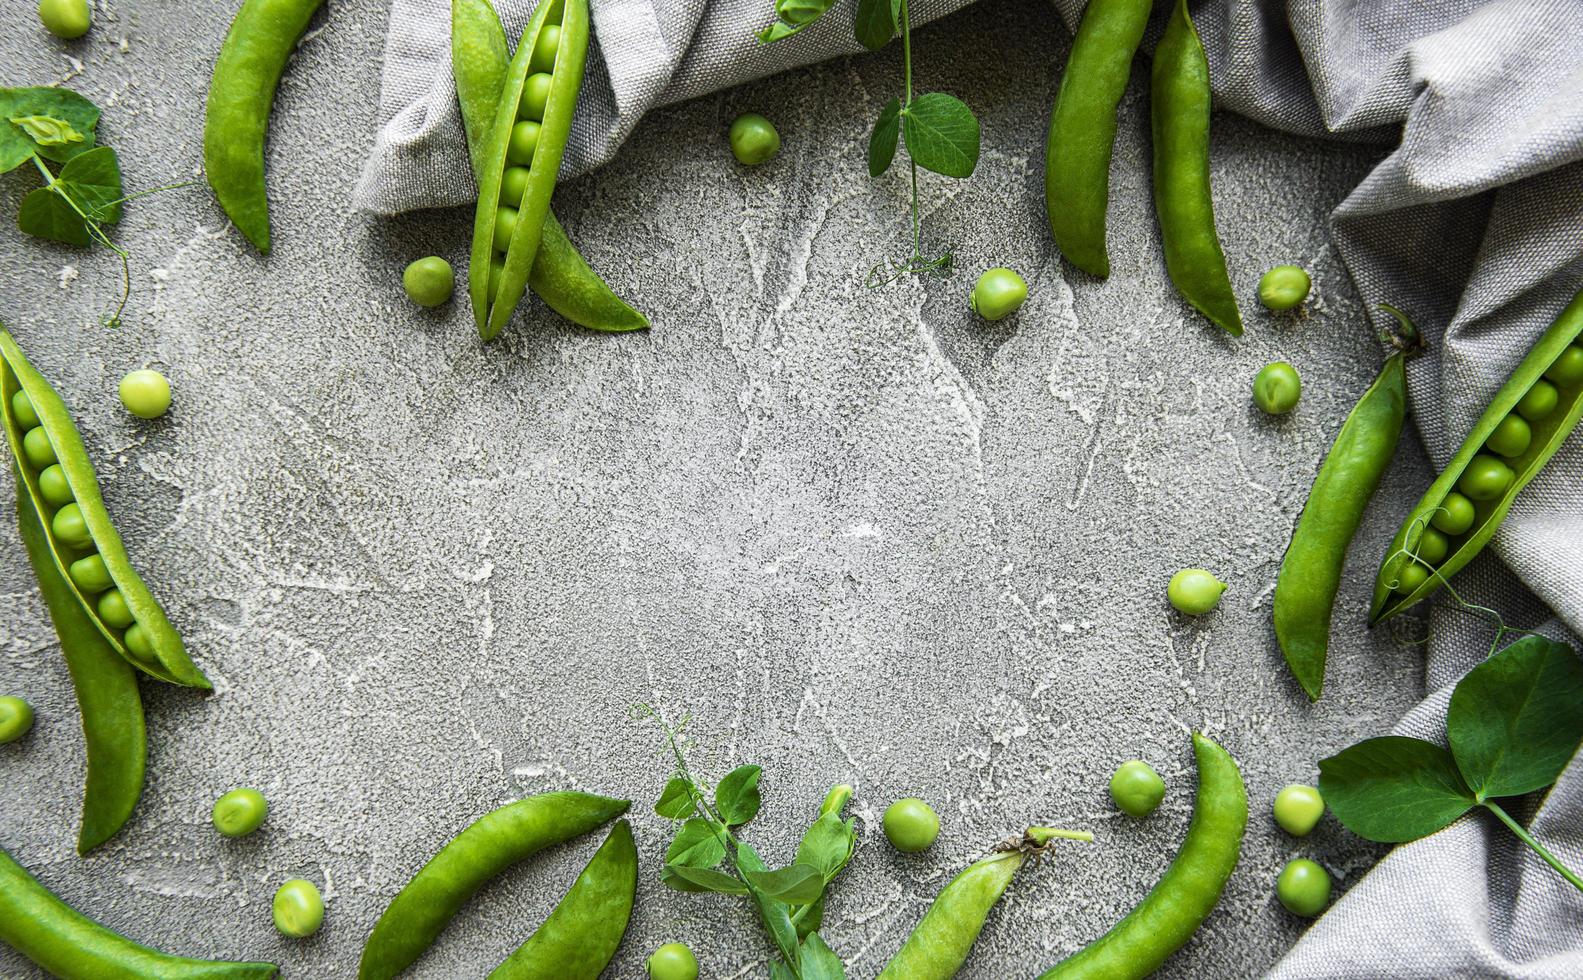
[1483,800,1583,895]
[29,154,131,327]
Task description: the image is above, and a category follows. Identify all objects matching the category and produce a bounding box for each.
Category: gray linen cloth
[356,0,1583,975]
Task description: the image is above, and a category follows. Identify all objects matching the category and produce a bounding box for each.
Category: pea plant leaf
[796,812,857,879]
[661,864,750,895]
[57,146,123,224]
[0,87,100,170]
[715,764,763,825]
[738,841,802,968]
[17,187,90,246]
[853,0,895,51]
[797,932,848,980]
[1447,636,1583,801]
[1318,736,1475,843]
[901,92,980,179]
[743,863,826,904]
[665,817,727,868]
[656,776,697,819]
[868,97,901,178]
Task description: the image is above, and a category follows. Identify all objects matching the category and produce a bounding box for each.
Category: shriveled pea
[1485,414,1532,458]
[118,370,171,420]
[1545,344,1583,386]
[402,257,454,308]
[1515,379,1559,421]
[23,426,57,468]
[1430,492,1475,535]
[729,113,780,166]
[1276,858,1330,917]
[1272,784,1323,836]
[0,696,34,744]
[1457,454,1513,501]
[1258,265,1311,312]
[97,590,135,630]
[11,390,40,429]
[37,464,73,506]
[1253,361,1301,414]
[37,0,91,39]
[213,788,269,837]
[883,797,940,853]
[519,72,553,121]
[52,502,92,548]
[506,120,541,166]
[529,24,560,73]
[1412,526,1449,566]
[1168,567,1225,615]
[122,623,155,664]
[69,554,112,593]
[969,268,1027,321]
[646,943,698,980]
[500,166,531,207]
[493,206,520,253]
[1110,760,1166,817]
[273,879,324,938]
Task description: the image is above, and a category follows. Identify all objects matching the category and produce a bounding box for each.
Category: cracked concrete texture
[0,0,1430,976]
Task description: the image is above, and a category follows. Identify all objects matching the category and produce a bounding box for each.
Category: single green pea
[1394,561,1430,595]
[272,879,324,938]
[1430,492,1476,536]
[1515,379,1559,422]
[1258,265,1311,312]
[123,622,156,664]
[401,257,454,308]
[969,268,1028,321]
[529,24,561,73]
[11,390,40,429]
[500,165,531,207]
[1109,760,1166,817]
[1272,784,1324,836]
[0,696,34,744]
[1544,345,1583,387]
[1413,526,1449,566]
[1168,567,1226,615]
[646,942,700,980]
[97,589,135,629]
[1253,361,1301,415]
[1457,454,1513,501]
[487,256,506,297]
[213,787,270,837]
[506,120,541,166]
[119,369,172,419]
[882,797,940,853]
[729,113,781,166]
[1276,858,1331,917]
[22,426,57,468]
[51,502,92,548]
[69,553,113,593]
[493,206,519,253]
[1484,414,1532,458]
[519,73,553,121]
[37,0,91,39]
[37,464,73,507]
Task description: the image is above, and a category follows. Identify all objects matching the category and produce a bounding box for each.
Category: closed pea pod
[487,820,638,979]
[1043,0,1151,278]
[1370,287,1583,623]
[1150,0,1242,336]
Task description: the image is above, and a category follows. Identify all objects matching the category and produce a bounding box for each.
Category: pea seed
[882,798,940,853]
[506,120,541,166]
[1414,526,1449,566]
[10,390,40,429]
[493,206,520,253]
[1457,454,1513,501]
[37,0,91,39]
[0,695,34,744]
[1430,492,1476,535]
[22,426,57,468]
[1394,561,1430,595]
[1272,784,1324,836]
[1110,760,1166,817]
[51,502,92,548]
[118,369,172,419]
[500,166,531,207]
[213,787,270,837]
[1276,858,1331,917]
[1543,344,1583,387]
[272,879,325,938]
[1168,567,1226,615]
[123,622,156,664]
[646,943,699,980]
[1515,379,1559,422]
[1253,361,1301,415]
[402,257,454,308]
[97,589,135,629]
[69,553,113,593]
[529,25,560,73]
[969,268,1028,321]
[1258,265,1311,312]
[729,113,781,166]
[519,73,553,121]
[487,256,506,297]
[1484,414,1532,458]
[37,464,73,506]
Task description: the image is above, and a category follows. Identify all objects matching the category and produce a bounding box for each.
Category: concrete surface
[0,0,1431,976]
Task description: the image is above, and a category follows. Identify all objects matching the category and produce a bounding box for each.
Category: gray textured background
[1,0,1432,976]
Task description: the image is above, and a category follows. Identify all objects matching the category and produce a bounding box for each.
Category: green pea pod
[203,0,326,254]
[1,330,210,689]
[1149,0,1242,336]
[1037,733,1247,980]
[452,0,648,334]
[357,791,630,980]
[468,0,591,341]
[16,474,147,854]
[1370,287,1583,623]
[486,819,637,979]
[1275,339,1411,700]
[1044,0,1151,278]
[0,847,277,979]
[875,849,1024,980]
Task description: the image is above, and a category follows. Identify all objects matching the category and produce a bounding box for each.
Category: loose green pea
[729,113,780,166]
[1272,784,1323,836]
[1394,561,1430,595]
[1544,345,1583,387]
[493,206,519,253]
[969,268,1028,321]
[11,390,40,429]
[97,589,135,629]
[646,942,700,980]
[883,798,940,853]
[1431,492,1476,535]
[1276,858,1331,917]
[37,0,91,39]
[1253,361,1301,415]
[123,623,156,664]
[487,256,506,297]
[506,120,541,166]
[213,788,270,837]
[119,369,172,419]
[529,24,561,73]
[37,464,73,506]
[1457,454,1513,501]
[22,426,57,468]
[519,73,553,121]
[1413,526,1449,566]
[1168,568,1226,615]
[52,502,92,548]
[1109,760,1166,817]
[272,879,324,938]
[69,553,113,593]
[500,165,531,207]
[1515,379,1559,422]
[1484,414,1532,458]
[1258,265,1311,312]
[401,257,454,308]
[0,696,34,744]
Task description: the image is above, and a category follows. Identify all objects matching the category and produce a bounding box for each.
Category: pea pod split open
[2,330,210,689]
[1370,286,1583,623]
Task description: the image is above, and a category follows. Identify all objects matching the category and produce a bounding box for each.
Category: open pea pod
[1,330,210,689]
[1370,287,1583,623]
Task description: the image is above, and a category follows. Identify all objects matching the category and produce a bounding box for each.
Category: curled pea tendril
[1385,513,1540,657]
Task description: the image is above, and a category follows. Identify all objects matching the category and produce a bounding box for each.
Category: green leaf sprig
[757,0,981,287]
[640,705,858,979]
